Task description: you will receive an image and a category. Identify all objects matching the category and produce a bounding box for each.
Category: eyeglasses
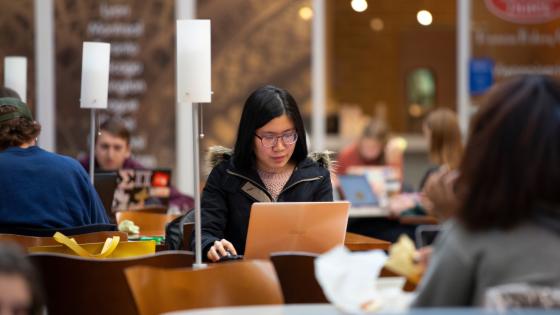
[255,131,298,148]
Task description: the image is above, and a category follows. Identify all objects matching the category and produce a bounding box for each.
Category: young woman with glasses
[196,85,334,262]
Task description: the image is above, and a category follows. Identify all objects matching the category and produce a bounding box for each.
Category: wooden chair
[29,250,194,315]
[116,211,179,236]
[0,223,117,237]
[399,215,438,225]
[125,260,284,315]
[182,222,194,250]
[270,252,328,304]
[125,204,168,214]
[0,231,128,249]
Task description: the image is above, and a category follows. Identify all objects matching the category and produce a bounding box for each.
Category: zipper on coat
[278,176,323,197]
[227,170,323,202]
[226,169,274,201]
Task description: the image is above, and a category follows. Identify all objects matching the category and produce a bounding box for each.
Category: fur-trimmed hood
[207,145,335,172]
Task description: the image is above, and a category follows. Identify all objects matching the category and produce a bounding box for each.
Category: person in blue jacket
[0,87,109,229]
[196,85,334,262]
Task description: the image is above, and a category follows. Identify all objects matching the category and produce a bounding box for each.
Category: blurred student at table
[79,118,194,212]
[0,244,44,315]
[388,108,463,217]
[0,87,109,229]
[196,85,333,262]
[336,118,404,175]
[414,75,560,307]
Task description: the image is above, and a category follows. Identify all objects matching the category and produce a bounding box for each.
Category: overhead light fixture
[351,0,368,13]
[299,6,313,21]
[417,10,433,26]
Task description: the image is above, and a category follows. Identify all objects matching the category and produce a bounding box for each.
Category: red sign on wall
[485,0,560,24]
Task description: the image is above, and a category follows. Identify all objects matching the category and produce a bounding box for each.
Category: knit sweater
[0,146,109,228]
[257,165,295,201]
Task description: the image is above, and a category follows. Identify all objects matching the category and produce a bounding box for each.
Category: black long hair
[457,75,560,230]
[233,85,308,170]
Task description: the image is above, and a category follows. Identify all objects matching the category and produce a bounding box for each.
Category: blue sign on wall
[469,58,494,95]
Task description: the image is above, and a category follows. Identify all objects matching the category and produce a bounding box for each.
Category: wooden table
[344,232,391,251]
[399,215,438,225]
[164,304,554,315]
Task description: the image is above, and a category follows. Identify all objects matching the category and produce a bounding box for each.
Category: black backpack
[164,210,195,250]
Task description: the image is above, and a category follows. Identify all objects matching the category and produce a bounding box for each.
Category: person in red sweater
[336,118,403,175]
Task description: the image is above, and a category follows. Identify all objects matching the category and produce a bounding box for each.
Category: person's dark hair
[0,86,22,99]
[457,75,560,230]
[0,87,41,150]
[233,85,308,170]
[97,117,131,144]
[0,243,44,315]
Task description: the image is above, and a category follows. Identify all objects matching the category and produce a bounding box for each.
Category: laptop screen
[93,172,119,223]
[338,175,379,207]
[244,201,350,259]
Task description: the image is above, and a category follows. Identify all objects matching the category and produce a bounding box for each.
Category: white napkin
[314,246,388,314]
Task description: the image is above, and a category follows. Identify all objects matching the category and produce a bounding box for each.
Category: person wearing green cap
[0,86,109,230]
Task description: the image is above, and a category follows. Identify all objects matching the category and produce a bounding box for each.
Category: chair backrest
[182,222,194,251]
[399,215,438,226]
[116,211,179,236]
[0,231,128,249]
[29,251,194,315]
[125,260,284,315]
[0,224,118,237]
[164,212,194,250]
[127,205,168,214]
[270,252,328,304]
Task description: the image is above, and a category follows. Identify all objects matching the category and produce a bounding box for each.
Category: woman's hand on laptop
[207,239,237,262]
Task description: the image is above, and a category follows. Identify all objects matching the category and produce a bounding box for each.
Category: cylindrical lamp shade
[177,20,212,103]
[80,42,111,109]
[4,56,27,102]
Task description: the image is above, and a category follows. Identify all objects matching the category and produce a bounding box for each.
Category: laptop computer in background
[113,168,172,211]
[243,201,350,259]
[338,174,379,207]
[346,165,402,197]
[93,172,119,223]
[338,174,389,218]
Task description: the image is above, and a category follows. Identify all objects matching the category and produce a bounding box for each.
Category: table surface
[344,232,391,251]
[164,304,556,315]
[132,231,391,252]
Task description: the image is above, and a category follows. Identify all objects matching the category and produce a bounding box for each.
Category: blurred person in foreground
[414,75,560,306]
[0,87,109,229]
[79,118,194,212]
[0,244,43,315]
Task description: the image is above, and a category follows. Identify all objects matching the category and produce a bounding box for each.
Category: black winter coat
[192,146,334,257]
